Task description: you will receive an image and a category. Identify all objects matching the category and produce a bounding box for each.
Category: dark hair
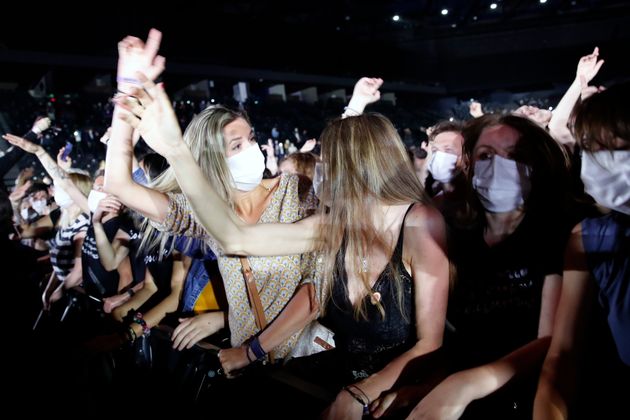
[571,81,630,151]
[463,114,572,219]
[429,120,465,143]
[26,181,50,197]
[142,153,169,181]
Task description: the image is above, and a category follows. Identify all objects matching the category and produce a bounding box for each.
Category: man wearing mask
[423,120,468,227]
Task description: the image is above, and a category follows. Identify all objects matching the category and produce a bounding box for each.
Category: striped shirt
[49,213,90,281]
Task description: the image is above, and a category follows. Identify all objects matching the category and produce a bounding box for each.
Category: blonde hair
[317,113,431,320]
[59,171,92,228]
[140,105,250,254]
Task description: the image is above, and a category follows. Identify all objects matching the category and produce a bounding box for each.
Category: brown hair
[281,152,318,180]
[462,114,572,221]
[428,120,465,143]
[571,81,630,151]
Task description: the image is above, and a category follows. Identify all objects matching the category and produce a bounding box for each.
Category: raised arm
[92,196,130,271]
[342,77,383,118]
[548,47,604,149]
[104,29,168,222]
[0,117,49,178]
[2,134,89,214]
[117,74,319,256]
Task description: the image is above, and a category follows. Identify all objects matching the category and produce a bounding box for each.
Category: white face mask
[226,143,265,191]
[53,185,74,208]
[473,155,532,213]
[20,208,30,221]
[88,190,108,213]
[30,199,48,215]
[428,150,459,183]
[581,150,630,215]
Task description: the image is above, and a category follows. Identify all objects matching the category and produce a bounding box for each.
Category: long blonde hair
[317,113,431,320]
[140,105,250,254]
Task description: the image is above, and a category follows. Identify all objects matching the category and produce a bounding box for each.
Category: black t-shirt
[81,213,144,297]
[81,216,122,297]
[446,214,568,368]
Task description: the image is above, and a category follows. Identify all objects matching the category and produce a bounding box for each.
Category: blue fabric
[172,235,216,312]
[182,259,211,312]
[582,212,630,365]
[132,167,148,186]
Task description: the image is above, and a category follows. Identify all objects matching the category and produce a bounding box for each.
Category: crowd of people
[1,30,628,419]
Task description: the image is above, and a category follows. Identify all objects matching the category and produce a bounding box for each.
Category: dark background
[1,0,629,98]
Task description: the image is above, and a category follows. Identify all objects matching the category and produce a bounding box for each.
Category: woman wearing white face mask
[373,114,579,419]
[535,82,630,419]
[105,99,317,359]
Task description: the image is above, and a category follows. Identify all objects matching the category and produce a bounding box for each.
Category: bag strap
[240,256,275,363]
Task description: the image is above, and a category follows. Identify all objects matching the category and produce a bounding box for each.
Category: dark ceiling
[1,1,629,96]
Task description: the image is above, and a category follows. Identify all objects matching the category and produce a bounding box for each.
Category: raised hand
[579,75,606,101]
[92,195,122,223]
[299,138,317,153]
[469,101,483,118]
[2,133,42,154]
[9,180,32,204]
[351,77,384,107]
[32,117,51,135]
[261,139,278,174]
[345,77,384,117]
[56,147,72,171]
[117,28,165,91]
[576,47,604,84]
[115,72,184,158]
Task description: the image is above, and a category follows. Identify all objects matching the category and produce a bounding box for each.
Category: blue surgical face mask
[472,155,532,213]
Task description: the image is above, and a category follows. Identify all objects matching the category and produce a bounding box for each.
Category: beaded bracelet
[132,312,150,336]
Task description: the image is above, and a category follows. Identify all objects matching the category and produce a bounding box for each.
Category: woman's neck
[483,208,525,246]
[232,177,280,224]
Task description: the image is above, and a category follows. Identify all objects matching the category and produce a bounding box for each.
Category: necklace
[360,205,394,274]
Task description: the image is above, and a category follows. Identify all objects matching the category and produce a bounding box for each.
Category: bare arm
[407,336,551,420]
[354,205,449,402]
[127,256,189,337]
[2,134,89,213]
[534,224,592,420]
[104,29,168,222]
[92,196,129,271]
[112,269,158,322]
[218,283,319,372]
[117,75,319,256]
[548,47,604,149]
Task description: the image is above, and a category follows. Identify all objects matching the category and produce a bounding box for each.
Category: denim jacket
[173,236,217,312]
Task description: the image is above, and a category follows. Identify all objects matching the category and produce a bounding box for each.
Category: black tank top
[322,204,416,356]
